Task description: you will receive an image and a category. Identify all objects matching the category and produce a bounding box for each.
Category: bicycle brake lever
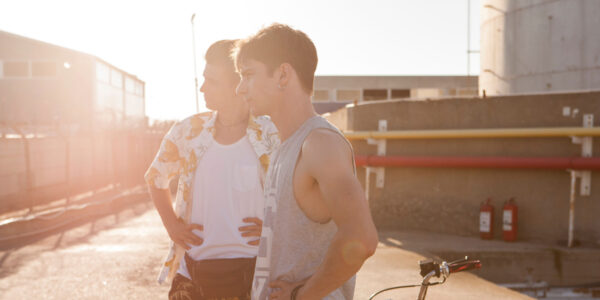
[448,256,468,265]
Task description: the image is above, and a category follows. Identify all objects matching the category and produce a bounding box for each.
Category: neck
[213,102,249,145]
[270,93,317,141]
[216,103,249,126]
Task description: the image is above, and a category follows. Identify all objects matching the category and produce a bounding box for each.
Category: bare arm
[270,130,378,299]
[149,187,203,250]
[144,123,203,250]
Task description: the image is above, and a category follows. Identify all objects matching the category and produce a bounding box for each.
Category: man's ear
[278,63,292,89]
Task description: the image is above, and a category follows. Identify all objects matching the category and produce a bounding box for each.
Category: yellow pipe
[343,127,600,140]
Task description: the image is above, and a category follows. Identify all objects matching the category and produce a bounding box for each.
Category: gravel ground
[0,200,532,299]
[0,201,171,300]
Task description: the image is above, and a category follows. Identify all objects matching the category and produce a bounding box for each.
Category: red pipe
[354,155,600,170]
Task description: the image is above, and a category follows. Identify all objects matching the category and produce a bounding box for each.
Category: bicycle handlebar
[448,260,482,274]
[369,256,482,299]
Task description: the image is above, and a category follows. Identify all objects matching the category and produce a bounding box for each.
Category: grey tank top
[251,116,356,300]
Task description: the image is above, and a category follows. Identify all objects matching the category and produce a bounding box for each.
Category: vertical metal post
[91,132,97,195]
[374,120,387,188]
[568,170,578,248]
[65,132,71,206]
[25,134,33,212]
[579,114,593,195]
[364,167,371,201]
[359,88,364,103]
[191,14,200,114]
[14,126,34,213]
[365,120,387,201]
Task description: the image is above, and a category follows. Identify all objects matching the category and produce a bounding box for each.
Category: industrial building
[0,30,149,213]
[480,0,600,96]
[0,30,146,133]
[322,0,600,263]
[312,75,478,114]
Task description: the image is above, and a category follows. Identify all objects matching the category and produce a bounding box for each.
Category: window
[445,88,457,96]
[3,61,29,77]
[126,77,135,93]
[391,89,410,99]
[458,88,478,96]
[110,69,123,87]
[312,90,329,102]
[363,89,387,101]
[336,90,361,102]
[96,62,110,82]
[135,82,144,96]
[32,61,57,77]
[413,88,440,98]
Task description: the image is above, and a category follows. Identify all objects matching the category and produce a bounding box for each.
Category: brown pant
[168,255,255,300]
[168,274,247,300]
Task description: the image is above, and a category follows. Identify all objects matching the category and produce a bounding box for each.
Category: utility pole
[191,13,199,113]
[467,0,471,75]
[467,0,480,76]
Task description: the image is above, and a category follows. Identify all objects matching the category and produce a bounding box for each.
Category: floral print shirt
[144,111,280,284]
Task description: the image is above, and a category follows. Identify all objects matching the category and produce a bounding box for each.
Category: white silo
[479,0,600,96]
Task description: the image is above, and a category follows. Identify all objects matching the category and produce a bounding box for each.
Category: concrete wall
[480,0,600,96]
[326,90,600,245]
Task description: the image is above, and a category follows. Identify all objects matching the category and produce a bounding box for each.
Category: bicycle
[368,256,482,300]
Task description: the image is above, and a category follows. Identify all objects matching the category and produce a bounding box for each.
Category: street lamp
[191,13,199,113]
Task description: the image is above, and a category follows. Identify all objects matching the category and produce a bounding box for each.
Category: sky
[0,0,481,121]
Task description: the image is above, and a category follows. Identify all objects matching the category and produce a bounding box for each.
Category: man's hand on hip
[165,219,203,250]
[239,217,262,245]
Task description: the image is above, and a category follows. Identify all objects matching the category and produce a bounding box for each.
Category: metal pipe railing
[344,127,600,140]
[348,124,598,248]
[355,155,600,170]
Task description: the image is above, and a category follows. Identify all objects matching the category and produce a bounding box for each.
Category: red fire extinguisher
[480,198,494,239]
[503,198,518,242]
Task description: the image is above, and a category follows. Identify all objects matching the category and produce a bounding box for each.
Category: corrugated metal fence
[0,129,163,214]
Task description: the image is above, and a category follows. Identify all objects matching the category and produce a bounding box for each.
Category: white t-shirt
[177,135,264,279]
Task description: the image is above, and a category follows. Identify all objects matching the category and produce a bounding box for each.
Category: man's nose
[199,81,206,93]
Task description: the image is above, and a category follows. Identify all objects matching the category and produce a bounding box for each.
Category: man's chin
[205,102,216,111]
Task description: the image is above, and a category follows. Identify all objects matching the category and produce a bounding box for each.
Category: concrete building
[326,90,600,247]
[0,30,146,132]
[312,75,478,114]
[480,0,600,96]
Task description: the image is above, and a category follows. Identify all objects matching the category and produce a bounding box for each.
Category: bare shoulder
[301,128,352,169]
[304,128,348,148]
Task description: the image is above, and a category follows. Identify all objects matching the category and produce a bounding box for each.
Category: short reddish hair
[233,23,318,94]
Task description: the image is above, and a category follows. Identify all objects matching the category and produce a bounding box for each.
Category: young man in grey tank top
[233,24,378,300]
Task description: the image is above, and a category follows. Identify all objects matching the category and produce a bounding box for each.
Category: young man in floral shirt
[144,40,279,300]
